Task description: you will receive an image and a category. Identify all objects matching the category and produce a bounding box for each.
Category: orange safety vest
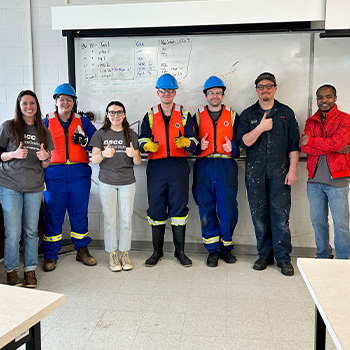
[197,105,235,158]
[148,104,188,160]
[47,112,89,164]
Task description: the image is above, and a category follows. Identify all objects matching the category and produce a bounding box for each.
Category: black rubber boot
[145,224,165,267]
[172,225,192,267]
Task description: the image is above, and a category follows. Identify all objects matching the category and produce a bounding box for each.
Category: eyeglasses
[158,89,175,94]
[207,91,223,96]
[256,84,275,91]
[108,110,125,116]
[57,97,74,103]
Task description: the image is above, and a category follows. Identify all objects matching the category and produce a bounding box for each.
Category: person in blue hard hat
[42,83,97,272]
[192,76,240,267]
[139,73,198,267]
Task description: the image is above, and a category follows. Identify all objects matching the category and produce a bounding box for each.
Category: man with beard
[236,72,300,276]
[300,84,350,259]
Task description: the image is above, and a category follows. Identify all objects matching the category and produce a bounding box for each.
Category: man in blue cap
[193,76,240,267]
[139,73,198,267]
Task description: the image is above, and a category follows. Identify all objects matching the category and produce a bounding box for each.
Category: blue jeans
[99,181,136,253]
[0,186,43,272]
[307,183,350,259]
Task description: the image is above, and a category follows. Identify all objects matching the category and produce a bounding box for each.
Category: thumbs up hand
[259,112,273,132]
[201,133,209,151]
[125,142,137,158]
[36,143,50,161]
[143,135,159,153]
[14,142,28,159]
[102,142,115,158]
[222,136,232,153]
[175,130,191,148]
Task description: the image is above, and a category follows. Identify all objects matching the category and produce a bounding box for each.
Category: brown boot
[7,270,22,286]
[24,271,37,288]
[76,247,97,266]
[43,259,57,272]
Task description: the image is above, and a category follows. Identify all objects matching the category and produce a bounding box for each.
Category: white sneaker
[109,252,122,272]
[120,251,133,271]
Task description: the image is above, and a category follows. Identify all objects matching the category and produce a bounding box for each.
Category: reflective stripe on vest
[148,103,188,160]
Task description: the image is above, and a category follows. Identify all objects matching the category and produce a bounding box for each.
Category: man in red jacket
[300,84,350,259]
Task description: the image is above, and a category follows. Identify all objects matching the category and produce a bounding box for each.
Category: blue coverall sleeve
[192,112,202,156]
[236,109,250,149]
[42,116,49,128]
[81,117,97,151]
[138,112,152,154]
[183,111,198,154]
[288,112,301,153]
[231,112,240,157]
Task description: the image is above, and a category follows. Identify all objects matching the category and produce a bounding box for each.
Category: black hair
[316,84,337,96]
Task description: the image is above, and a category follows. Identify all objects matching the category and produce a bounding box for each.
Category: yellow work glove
[175,131,191,148]
[143,135,159,153]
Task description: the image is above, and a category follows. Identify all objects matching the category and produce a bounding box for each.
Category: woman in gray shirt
[0,90,54,287]
[90,101,141,272]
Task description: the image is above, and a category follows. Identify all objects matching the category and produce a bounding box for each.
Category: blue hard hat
[203,76,226,93]
[155,74,179,89]
[53,83,77,99]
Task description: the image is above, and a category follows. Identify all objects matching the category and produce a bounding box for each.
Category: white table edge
[297,258,343,350]
[0,291,65,348]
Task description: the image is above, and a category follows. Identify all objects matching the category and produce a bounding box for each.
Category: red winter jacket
[301,104,350,179]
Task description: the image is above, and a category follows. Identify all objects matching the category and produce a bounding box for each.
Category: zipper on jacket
[166,123,170,157]
[213,120,217,152]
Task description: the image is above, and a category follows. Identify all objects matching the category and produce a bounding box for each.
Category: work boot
[76,247,97,266]
[109,252,122,272]
[219,251,237,264]
[207,252,219,267]
[43,259,57,272]
[24,271,37,288]
[253,258,274,271]
[121,251,133,271]
[172,225,192,267]
[7,270,22,286]
[277,261,294,276]
[145,224,165,267]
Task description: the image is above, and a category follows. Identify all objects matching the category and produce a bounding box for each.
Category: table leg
[315,306,326,350]
[26,323,41,350]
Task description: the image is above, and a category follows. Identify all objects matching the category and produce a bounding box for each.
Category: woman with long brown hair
[90,101,141,272]
[0,90,53,287]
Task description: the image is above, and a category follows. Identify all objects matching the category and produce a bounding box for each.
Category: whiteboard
[313,35,350,115]
[75,33,311,128]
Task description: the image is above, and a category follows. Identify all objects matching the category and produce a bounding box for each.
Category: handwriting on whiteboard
[80,37,192,82]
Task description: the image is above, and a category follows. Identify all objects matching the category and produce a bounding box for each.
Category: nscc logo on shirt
[103,140,123,146]
[24,134,36,141]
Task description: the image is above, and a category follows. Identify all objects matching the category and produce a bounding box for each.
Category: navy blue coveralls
[236,100,300,264]
[192,105,240,253]
[42,114,96,261]
[138,105,197,227]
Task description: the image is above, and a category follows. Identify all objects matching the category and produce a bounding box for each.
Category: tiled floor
[0,250,337,350]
